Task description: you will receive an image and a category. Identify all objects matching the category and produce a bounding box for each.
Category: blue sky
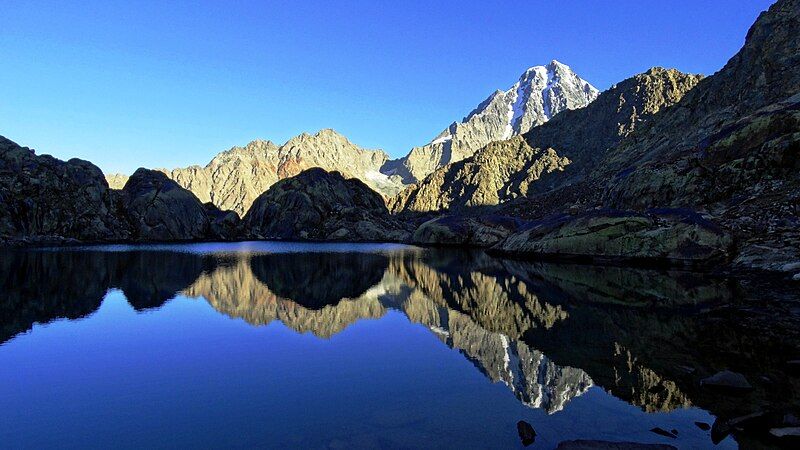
[0,0,775,174]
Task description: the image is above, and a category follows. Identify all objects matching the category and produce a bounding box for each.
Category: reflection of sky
[0,292,734,449]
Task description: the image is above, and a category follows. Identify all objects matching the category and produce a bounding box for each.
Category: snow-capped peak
[429,60,599,146]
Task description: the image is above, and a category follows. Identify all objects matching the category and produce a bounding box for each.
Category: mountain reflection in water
[1,243,799,448]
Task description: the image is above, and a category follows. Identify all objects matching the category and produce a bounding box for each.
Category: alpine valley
[3,1,800,448]
[4,0,798,279]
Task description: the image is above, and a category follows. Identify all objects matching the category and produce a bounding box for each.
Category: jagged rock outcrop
[119,168,219,241]
[391,68,702,214]
[243,168,410,241]
[391,60,598,183]
[493,210,732,267]
[107,130,405,216]
[0,136,129,244]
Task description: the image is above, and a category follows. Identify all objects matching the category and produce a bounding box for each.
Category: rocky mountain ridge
[390,67,703,213]
[389,60,598,183]
[106,61,597,215]
[108,129,405,216]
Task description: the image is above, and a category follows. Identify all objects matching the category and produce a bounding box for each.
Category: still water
[1,242,798,448]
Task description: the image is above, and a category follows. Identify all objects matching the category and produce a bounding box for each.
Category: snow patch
[431,135,453,145]
[429,326,450,337]
[365,170,391,182]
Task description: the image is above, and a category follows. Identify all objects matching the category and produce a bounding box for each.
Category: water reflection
[1,244,798,447]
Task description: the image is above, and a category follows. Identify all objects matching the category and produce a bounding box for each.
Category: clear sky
[0,0,775,174]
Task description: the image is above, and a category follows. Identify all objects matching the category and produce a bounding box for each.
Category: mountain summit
[388,60,599,183]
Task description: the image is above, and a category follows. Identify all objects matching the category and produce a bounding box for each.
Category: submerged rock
[649,428,677,439]
[700,371,753,391]
[770,426,800,439]
[492,209,731,267]
[694,422,711,431]
[243,168,410,242]
[516,420,536,446]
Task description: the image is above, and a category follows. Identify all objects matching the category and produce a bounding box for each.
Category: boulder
[243,168,410,242]
[120,168,214,241]
[491,209,732,267]
[770,427,800,439]
[412,215,522,247]
[700,370,753,391]
[516,420,536,446]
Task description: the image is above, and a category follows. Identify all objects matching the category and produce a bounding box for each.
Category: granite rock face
[243,168,410,242]
[119,168,218,241]
[492,210,733,267]
[0,136,129,244]
[108,129,405,217]
[391,60,598,183]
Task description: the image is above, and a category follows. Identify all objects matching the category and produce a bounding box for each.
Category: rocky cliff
[390,60,598,183]
[595,0,800,272]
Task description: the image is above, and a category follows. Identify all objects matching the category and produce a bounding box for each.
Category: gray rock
[120,168,214,241]
[700,370,753,391]
[492,209,732,267]
[412,215,521,247]
[769,427,800,439]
